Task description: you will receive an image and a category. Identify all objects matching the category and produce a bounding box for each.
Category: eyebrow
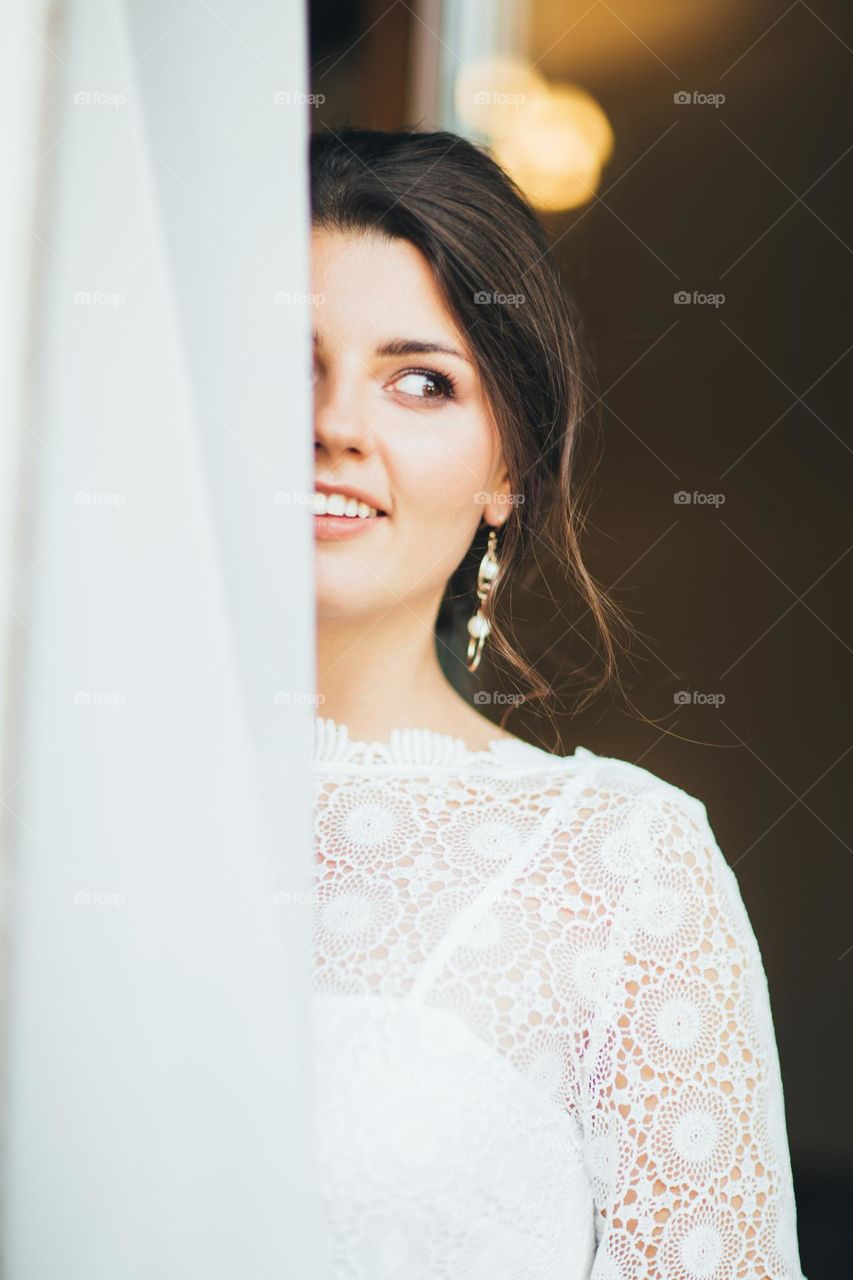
[312,331,471,364]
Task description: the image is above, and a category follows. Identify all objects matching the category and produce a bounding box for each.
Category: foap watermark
[74,290,126,307]
[274,488,316,505]
[74,691,127,708]
[674,290,725,308]
[674,690,726,708]
[74,890,127,906]
[74,490,127,506]
[73,90,127,108]
[472,90,527,107]
[473,691,526,707]
[273,291,325,306]
[673,90,725,109]
[473,490,524,507]
[474,290,525,307]
[273,890,317,906]
[272,690,326,707]
[674,490,725,507]
[273,90,325,106]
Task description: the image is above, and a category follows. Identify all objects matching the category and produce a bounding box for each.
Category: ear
[482,460,512,527]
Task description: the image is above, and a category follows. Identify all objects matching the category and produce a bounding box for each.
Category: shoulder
[568,745,708,813]
[529,743,712,834]
[498,741,716,862]
[555,751,762,982]
[540,747,733,908]
[483,741,730,905]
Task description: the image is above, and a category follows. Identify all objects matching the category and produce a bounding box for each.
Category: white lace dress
[311,716,807,1280]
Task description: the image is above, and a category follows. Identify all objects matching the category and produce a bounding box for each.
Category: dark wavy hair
[309,126,633,726]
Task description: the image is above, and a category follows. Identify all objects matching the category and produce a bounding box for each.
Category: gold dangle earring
[466,525,501,673]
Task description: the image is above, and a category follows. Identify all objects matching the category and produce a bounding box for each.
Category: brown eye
[392,369,457,401]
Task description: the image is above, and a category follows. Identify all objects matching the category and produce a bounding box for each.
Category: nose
[313,361,375,464]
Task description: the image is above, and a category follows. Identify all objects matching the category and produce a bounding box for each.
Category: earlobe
[484,472,512,527]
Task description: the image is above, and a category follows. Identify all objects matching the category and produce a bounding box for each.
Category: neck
[316,599,470,742]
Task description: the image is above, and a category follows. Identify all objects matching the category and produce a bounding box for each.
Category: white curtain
[0,2,325,1276]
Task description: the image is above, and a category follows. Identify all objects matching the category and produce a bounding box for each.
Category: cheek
[388,421,494,558]
[389,410,497,518]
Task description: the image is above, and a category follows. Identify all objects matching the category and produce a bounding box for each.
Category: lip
[314,479,387,515]
[314,511,387,541]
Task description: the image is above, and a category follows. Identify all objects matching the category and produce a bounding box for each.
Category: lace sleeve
[579,787,807,1280]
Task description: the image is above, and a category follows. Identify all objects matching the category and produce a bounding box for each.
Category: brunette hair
[309,126,633,726]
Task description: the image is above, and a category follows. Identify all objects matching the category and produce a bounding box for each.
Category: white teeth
[313,491,380,518]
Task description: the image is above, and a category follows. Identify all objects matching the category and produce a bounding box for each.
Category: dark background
[308,4,852,1274]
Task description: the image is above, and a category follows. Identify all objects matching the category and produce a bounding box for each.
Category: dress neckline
[312,713,591,769]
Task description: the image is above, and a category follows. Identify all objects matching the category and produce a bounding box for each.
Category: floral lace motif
[311,717,807,1280]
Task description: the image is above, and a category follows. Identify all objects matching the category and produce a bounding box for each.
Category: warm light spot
[493,81,614,210]
[455,56,548,138]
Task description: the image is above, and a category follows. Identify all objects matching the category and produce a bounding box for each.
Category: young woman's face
[311,228,510,619]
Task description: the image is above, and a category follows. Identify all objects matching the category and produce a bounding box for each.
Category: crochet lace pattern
[311,716,806,1280]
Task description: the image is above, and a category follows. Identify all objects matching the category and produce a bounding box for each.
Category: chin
[314,582,385,619]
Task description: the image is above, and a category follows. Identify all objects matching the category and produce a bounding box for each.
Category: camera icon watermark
[473,490,524,507]
[73,690,127,708]
[73,90,126,108]
[275,489,308,504]
[673,690,726,708]
[472,90,526,107]
[473,290,525,307]
[272,690,326,707]
[673,490,726,506]
[473,691,526,707]
[673,90,725,109]
[674,290,725,308]
[74,290,126,308]
[273,291,325,305]
[73,890,127,906]
[74,489,127,506]
[273,91,325,106]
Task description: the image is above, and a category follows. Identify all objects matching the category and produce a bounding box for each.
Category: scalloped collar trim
[312,715,590,769]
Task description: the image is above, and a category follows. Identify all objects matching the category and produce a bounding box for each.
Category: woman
[309,127,806,1280]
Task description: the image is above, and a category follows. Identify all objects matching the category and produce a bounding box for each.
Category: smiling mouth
[312,491,387,519]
